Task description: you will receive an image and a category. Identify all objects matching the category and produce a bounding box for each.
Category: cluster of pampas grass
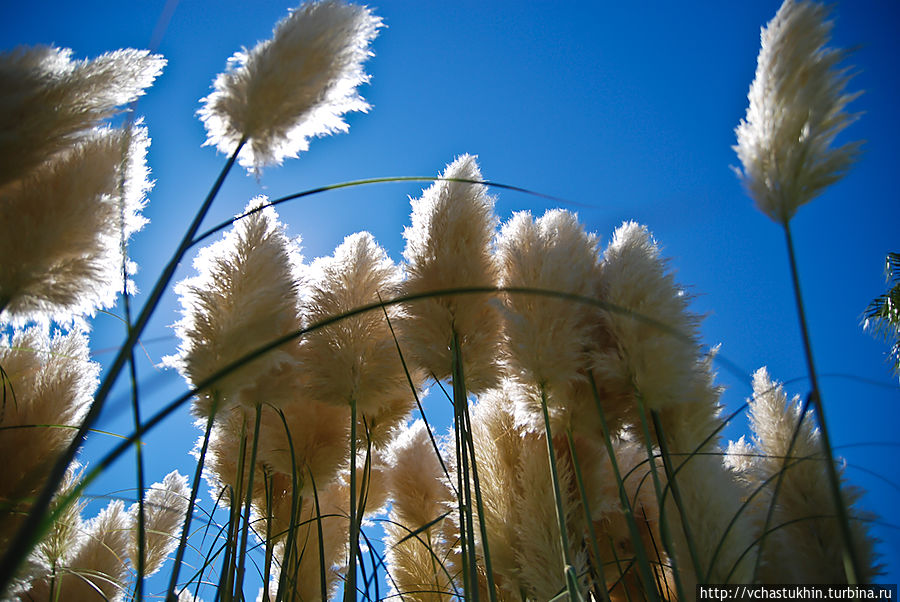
[0,0,887,600]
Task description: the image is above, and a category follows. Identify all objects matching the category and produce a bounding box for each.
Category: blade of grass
[783,221,862,584]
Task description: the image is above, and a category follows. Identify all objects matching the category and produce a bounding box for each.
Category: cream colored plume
[198,0,382,173]
[301,231,417,423]
[593,223,754,585]
[128,470,189,576]
[0,125,151,326]
[497,209,600,395]
[167,199,303,416]
[384,420,456,601]
[0,328,99,554]
[740,368,880,583]
[0,45,164,187]
[734,0,861,223]
[401,154,504,392]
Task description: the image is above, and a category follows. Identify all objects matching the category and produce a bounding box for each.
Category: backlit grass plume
[383,420,456,600]
[301,231,415,425]
[0,125,151,326]
[0,45,164,187]
[0,328,98,551]
[593,222,754,586]
[168,199,303,416]
[732,368,880,583]
[401,154,504,392]
[734,0,861,223]
[497,209,600,399]
[128,470,189,577]
[198,0,382,173]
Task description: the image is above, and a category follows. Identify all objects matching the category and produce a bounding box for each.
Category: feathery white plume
[0,45,164,187]
[129,470,189,576]
[301,231,416,422]
[734,0,861,223]
[0,328,98,548]
[497,208,600,398]
[167,199,302,416]
[198,0,382,173]
[0,125,152,326]
[401,154,504,392]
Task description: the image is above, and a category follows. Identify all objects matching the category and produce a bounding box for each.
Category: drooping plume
[0,45,164,187]
[0,125,152,326]
[734,0,861,223]
[593,222,754,585]
[401,154,504,392]
[198,0,382,173]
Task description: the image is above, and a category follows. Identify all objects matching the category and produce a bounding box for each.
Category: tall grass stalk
[166,398,219,602]
[234,403,263,597]
[345,398,359,602]
[648,411,702,585]
[450,331,478,600]
[782,221,862,584]
[565,429,611,602]
[537,386,581,602]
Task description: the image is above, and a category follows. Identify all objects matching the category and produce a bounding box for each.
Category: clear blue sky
[4,0,898,592]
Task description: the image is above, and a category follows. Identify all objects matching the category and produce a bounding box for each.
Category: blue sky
[4,0,899,593]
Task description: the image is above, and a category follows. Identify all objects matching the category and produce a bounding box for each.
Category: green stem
[461,387,498,602]
[537,386,581,600]
[234,403,263,596]
[344,398,359,602]
[566,429,610,602]
[633,392,685,601]
[783,221,862,584]
[587,374,660,601]
[451,331,478,601]
[649,410,703,584]
[166,399,219,602]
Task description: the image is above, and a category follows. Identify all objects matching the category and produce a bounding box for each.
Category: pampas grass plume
[128,470,189,576]
[734,0,861,223]
[0,45,164,187]
[743,368,880,582]
[168,199,302,415]
[198,0,382,173]
[0,328,99,543]
[0,125,151,326]
[301,231,415,420]
[401,154,504,392]
[497,209,600,395]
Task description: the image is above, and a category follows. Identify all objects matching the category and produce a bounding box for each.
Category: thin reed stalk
[590,373,661,600]
[782,221,862,584]
[234,404,263,597]
[632,392,685,601]
[537,386,581,601]
[345,398,359,602]
[649,410,702,584]
[566,429,611,602]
